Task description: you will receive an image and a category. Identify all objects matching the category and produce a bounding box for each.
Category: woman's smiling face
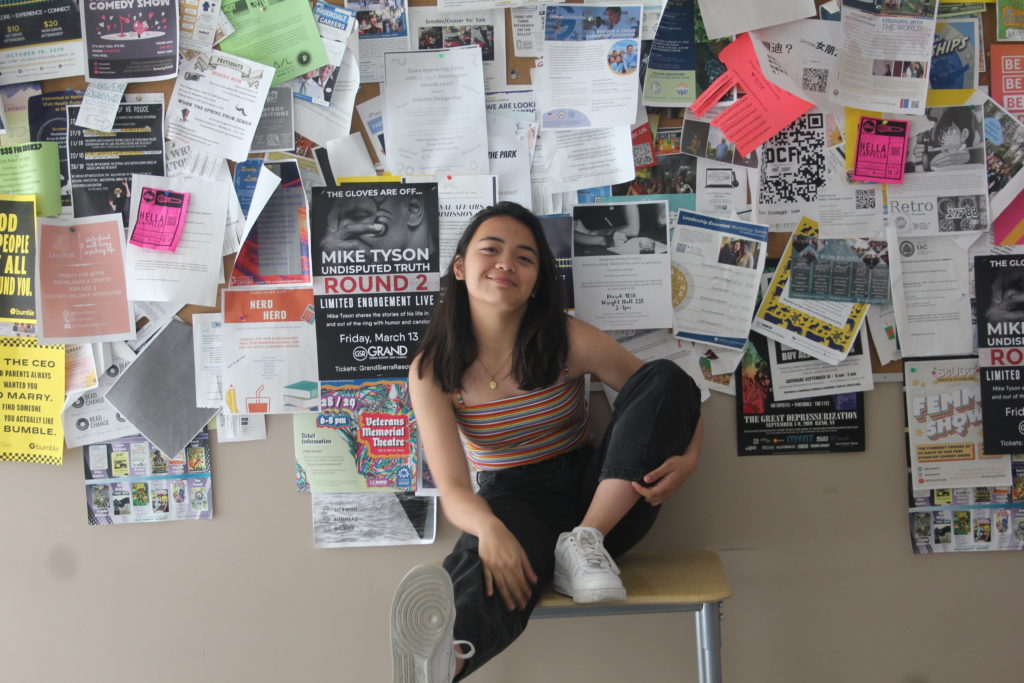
[454,216,540,311]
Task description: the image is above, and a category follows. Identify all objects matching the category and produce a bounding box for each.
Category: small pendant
[489,379,497,390]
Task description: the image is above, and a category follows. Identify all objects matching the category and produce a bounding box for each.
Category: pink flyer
[851,117,909,184]
[130,187,190,251]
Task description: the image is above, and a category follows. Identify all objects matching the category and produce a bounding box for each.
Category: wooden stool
[533,550,732,683]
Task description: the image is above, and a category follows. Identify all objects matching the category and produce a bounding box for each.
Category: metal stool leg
[694,601,722,683]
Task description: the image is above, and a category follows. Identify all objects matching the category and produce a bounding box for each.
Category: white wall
[2,382,1021,682]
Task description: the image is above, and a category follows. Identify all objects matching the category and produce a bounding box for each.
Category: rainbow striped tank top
[453,372,592,471]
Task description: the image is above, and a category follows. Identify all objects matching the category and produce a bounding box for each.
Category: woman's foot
[553,526,627,603]
[391,563,474,682]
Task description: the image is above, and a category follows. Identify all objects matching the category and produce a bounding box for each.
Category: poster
[66,102,165,226]
[80,0,178,81]
[0,141,61,217]
[909,477,1024,554]
[296,379,417,492]
[0,336,65,465]
[219,0,328,85]
[0,0,84,85]
[311,181,439,381]
[572,201,672,331]
[28,89,84,209]
[904,357,1011,490]
[84,432,213,525]
[974,254,1024,455]
[0,195,37,323]
[735,331,865,456]
[36,215,134,344]
[221,287,320,415]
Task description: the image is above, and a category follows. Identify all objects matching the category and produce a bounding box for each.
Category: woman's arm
[408,357,537,610]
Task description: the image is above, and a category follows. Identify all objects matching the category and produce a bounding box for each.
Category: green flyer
[997,0,1024,41]
[0,142,61,216]
[219,0,329,85]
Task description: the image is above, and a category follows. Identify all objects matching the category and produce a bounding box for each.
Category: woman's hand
[630,452,698,506]
[477,519,538,611]
[630,417,703,507]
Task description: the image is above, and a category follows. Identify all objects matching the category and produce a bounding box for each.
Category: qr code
[801,67,828,94]
[855,189,876,210]
[633,141,654,168]
[758,112,825,205]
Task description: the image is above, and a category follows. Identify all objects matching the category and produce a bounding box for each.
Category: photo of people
[544,5,640,41]
[418,26,441,49]
[707,126,734,162]
[717,237,760,268]
[612,152,697,196]
[984,99,1024,196]
[356,5,406,37]
[606,40,638,75]
[288,63,340,103]
[442,25,494,61]
[572,203,667,256]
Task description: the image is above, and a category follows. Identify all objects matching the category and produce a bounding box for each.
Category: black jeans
[443,360,701,679]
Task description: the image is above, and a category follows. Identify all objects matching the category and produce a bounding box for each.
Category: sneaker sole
[391,564,455,683]
[552,570,627,604]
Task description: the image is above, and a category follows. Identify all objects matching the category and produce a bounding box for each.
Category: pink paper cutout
[130,187,190,252]
[690,33,814,157]
[851,117,909,184]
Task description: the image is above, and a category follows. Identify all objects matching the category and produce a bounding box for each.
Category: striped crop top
[453,371,592,471]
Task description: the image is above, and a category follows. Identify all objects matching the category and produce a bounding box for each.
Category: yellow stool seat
[533,550,731,683]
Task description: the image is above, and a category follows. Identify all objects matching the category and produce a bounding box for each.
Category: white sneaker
[391,563,475,683]
[553,526,627,603]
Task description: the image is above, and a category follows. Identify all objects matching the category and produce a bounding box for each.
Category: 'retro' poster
[311,181,439,382]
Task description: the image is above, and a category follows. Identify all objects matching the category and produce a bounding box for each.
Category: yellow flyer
[0,336,65,465]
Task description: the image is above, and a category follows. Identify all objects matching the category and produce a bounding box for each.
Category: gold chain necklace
[476,351,514,390]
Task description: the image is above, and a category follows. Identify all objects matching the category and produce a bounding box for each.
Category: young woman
[390,202,703,682]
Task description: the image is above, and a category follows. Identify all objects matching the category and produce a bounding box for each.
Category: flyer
[66,102,165,226]
[930,18,978,90]
[36,215,134,344]
[179,0,223,53]
[904,357,1011,489]
[851,116,908,184]
[297,379,417,492]
[750,17,841,112]
[345,0,410,84]
[80,0,178,82]
[671,209,767,350]
[998,0,1024,41]
[984,96,1024,223]
[735,331,865,457]
[974,254,1024,455]
[219,0,327,85]
[84,432,213,525]
[221,287,320,415]
[751,217,868,365]
[888,228,974,358]
[410,6,507,93]
[538,4,642,130]
[0,0,84,85]
[311,181,439,381]
[124,174,228,306]
[787,237,891,305]
[766,331,873,402]
[27,89,83,209]
[0,82,41,146]
[0,336,65,465]
[230,159,311,288]
[908,478,1024,554]
[312,491,436,547]
[643,0,730,109]
[62,356,139,449]
[0,141,61,217]
[572,201,672,331]
[433,174,498,272]
[249,85,293,154]
[827,0,937,116]
[690,33,813,158]
[382,46,488,176]
[0,195,37,324]
[166,51,275,163]
[889,104,989,237]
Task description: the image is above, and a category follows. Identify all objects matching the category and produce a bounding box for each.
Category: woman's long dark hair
[416,202,568,393]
